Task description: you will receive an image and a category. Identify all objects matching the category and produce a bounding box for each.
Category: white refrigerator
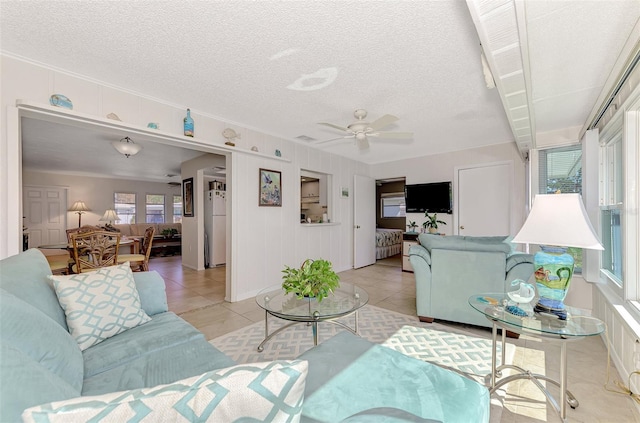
[204,190,226,267]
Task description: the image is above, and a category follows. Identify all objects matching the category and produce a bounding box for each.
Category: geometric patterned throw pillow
[22,360,308,423]
[49,262,151,351]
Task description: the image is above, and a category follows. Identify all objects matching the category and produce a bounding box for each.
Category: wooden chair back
[66,225,100,242]
[71,230,121,273]
[141,226,156,258]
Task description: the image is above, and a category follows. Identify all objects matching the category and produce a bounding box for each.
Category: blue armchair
[409,234,534,328]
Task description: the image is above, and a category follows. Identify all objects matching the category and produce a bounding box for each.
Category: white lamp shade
[68,201,91,212]
[512,193,603,250]
[99,209,120,222]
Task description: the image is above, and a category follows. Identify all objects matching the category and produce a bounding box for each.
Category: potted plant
[281,259,340,302]
[406,220,418,233]
[161,228,178,238]
[423,212,446,234]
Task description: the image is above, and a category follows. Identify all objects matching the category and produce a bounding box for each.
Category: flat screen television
[404,181,452,214]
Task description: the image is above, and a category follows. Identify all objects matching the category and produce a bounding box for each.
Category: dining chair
[71,230,121,273]
[117,226,155,271]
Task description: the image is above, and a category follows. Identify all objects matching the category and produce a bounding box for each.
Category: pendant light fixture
[111,136,142,158]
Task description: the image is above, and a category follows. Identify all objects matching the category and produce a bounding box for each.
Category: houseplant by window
[407,221,418,233]
[423,212,446,234]
[161,228,178,238]
[282,259,340,302]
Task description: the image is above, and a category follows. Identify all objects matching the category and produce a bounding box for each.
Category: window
[114,193,136,224]
[146,194,165,223]
[173,195,183,223]
[538,144,583,271]
[600,135,624,285]
[381,193,406,218]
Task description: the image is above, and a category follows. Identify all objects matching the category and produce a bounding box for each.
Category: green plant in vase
[407,220,418,233]
[161,228,178,238]
[423,212,446,234]
[282,259,340,302]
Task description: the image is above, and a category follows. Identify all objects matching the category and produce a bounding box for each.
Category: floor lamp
[512,193,603,319]
[68,201,91,228]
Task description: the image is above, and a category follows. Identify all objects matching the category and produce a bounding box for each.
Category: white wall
[372,142,527,236]
[22,170,183,229]
[1,54,369,302]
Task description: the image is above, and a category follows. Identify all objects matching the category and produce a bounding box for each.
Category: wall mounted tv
[404,181,452,214]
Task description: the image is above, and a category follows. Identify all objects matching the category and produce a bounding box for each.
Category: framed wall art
[183,177,194,217]
[341,187,350,198]
[259,168,282,207]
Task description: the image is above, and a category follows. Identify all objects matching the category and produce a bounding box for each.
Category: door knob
[355,225,360,229]
[460,225,465,230]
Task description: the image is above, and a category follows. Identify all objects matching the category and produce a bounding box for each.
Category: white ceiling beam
[466,0,536,156]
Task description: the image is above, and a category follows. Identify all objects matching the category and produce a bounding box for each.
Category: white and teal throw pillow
[49,263,151,351]
[22,360,308,423]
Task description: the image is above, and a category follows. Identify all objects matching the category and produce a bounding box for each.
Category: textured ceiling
[1,0,639,174]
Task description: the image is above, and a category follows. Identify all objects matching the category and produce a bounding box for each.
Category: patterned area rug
[382,325,515,385]
[210,304,513,379]
[209,304,512,422]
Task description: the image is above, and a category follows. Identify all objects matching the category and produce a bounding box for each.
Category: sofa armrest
[408,244,431,266]
[132,271,168,316]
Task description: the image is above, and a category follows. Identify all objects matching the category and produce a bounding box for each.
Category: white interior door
[456,162,511,236]
[23,186,67,250]
[354,175,376,268]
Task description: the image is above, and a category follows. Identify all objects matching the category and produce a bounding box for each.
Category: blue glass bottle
[183,109,194,137]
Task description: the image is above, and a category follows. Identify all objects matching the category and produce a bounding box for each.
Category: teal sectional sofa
[409,234,535,328]
[1,249,490,422]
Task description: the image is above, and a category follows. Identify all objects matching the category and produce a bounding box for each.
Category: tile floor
[149,255,639,423]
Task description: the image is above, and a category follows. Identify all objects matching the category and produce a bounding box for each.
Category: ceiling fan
[316,109,413,149]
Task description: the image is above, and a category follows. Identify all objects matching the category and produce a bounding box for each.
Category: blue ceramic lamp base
[533,246,574,321]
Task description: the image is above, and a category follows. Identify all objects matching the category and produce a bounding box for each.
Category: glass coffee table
[469,293,605,422]
[255,283,368,352]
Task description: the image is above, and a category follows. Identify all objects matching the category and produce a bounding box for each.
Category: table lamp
[512,193,603,319]
[99,209,120,226]
[68,201,91,228]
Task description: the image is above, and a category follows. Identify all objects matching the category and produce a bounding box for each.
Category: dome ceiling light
[111,136,142,158]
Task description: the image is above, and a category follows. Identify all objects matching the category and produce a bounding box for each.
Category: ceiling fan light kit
[317,108,413,148]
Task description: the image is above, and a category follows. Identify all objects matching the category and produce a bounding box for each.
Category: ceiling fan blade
[368,131,413,139]
[318,122,350,132]
[368,114,399,131]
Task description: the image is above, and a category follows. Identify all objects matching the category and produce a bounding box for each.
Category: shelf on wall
[16,100,292,163]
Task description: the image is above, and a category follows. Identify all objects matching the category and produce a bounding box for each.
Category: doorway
[23,185,67,253]
[374,177,406,268]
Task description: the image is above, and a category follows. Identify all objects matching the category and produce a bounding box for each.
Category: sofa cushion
[82,335,237,395]
[0,289,84,391]
[419,234,512,254]
[1,344,80,423]
[113,224,133,236]
[50,263,151,350]
[298,331,490,423]
[133,270,169,316]
[24,360,307,423]
[0,248,68,330]
[83,312,211,378]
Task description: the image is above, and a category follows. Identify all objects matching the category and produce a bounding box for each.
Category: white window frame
[145,194,165,224]
[597,91,640,303]
[380,192,406,218]
[173,195,183,223]
[114,192,136,224]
